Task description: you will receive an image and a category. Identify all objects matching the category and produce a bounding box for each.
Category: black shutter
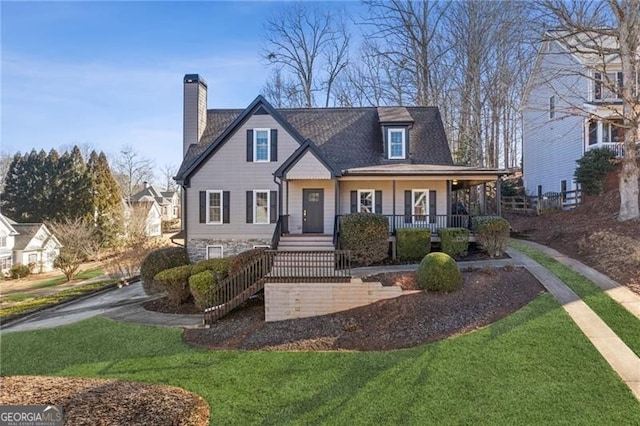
[199,191,206,223]
[350,191,357,213]
[617,72,624,98]
[246,129,253,162]
[246,191,253,223]
[223,191,230,223]
[404,190,412,223]
[270,190,277,223]
[594,72,602,99]
[404,128,409,159]
[375,190,382,214]
[429,190,437,223]
[271,129,278,162]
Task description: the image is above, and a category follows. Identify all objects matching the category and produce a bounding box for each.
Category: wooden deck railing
[335,214,471,237]
[203,249,352,324]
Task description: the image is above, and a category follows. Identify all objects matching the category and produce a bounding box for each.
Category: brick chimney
[183,74,208,155]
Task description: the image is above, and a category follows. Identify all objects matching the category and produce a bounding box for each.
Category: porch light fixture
[452,179,458,185]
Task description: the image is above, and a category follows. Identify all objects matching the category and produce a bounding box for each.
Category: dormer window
[388,128,406,159]
[254,129,270,162]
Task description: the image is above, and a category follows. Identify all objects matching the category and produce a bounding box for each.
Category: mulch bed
[0,376,209,426]
[184,267,544,351]
[142,297,201,314]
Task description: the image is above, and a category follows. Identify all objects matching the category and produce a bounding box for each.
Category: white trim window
[388,128,406,159]
[254,190,270,224]
[0,235,6,248]
[206,190,223,224]
[358,189,375,213]
[206,245,223,259]
[594,71,623,101]
[254,129,270,162]
[412,189,429,222]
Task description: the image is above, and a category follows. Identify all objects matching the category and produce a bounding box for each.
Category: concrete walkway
[515,239,640,321]
[507,246,640,401]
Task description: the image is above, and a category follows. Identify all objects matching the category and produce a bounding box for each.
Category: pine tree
[1,152,28,221]
[88,150,124,247]
[56,146,92,221]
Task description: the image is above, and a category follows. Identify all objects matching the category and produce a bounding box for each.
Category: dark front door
[302,189,324,233]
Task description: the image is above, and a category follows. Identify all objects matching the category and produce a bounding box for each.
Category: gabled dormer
[377,107,414,161]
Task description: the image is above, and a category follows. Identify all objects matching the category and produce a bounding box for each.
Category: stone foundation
[187,238,271,262]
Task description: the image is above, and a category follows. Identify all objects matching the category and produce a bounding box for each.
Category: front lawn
[512,241,640,357]
[2,295,639,424]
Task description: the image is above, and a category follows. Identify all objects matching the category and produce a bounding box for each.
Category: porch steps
[278,234,335,251]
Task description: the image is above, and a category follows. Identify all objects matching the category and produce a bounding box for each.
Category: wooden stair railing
[203,251,274,324]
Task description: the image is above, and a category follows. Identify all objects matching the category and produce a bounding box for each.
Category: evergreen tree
[88,150,124,247]
[1,152,27,221]
[56,146,92,221]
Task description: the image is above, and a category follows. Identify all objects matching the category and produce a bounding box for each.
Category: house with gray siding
[522,31,639,197]
[176,74,506,261]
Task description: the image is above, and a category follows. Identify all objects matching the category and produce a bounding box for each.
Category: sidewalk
[507,245,640,401]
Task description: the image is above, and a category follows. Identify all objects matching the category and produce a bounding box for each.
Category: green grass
[2,293,33,302]
[32,268,106,289]
[512,241,640,357]
[0,280,114,319]
[2,295,639,424]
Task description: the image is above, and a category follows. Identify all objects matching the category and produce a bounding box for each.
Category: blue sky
[1,1,357,180]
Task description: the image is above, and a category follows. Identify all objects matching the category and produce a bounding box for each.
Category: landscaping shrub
[472,216,510,258]
[189,270,216,311]
[439,228,469,259]
[9,264,31,279]
[396,228,431,261]
[228,248,268,275]
[416,252,462,292]
[574,148,616,195]
[339,213,389,266]
[154,265,193,306]
[191,257,232,278]
[140,247,190,295]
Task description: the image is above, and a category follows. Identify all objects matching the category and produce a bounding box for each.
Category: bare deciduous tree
[541,0,639,221]
[49,217,101,281]
[262,3,350,107]
[111,145,155,200]
[160,163,179,192]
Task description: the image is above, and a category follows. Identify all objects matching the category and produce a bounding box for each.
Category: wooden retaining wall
[264,279,410,322]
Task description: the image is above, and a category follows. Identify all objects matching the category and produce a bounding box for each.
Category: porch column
[480,183,487,215]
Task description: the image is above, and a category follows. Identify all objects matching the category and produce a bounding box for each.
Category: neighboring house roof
[130,186,178,207]
[177,96,453,182]
[0,214,19,236]
[11,223,62,251]
[546,30,629,65]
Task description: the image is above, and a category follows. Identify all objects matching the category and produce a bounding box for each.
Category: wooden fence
[501,189,581,215]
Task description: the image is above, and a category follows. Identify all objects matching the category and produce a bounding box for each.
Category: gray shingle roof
[12,223,43,251]
[177,103,453,179]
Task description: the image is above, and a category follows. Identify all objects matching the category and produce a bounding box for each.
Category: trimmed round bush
[339,213,389,266]
[416,252,462,292]
[189,270,216,311]
[140,247,190,295]
[154,264,193,306]
[191,257,232,278]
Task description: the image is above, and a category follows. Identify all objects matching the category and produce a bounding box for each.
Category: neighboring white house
[130,183,180,222]
[522,30,639,197]
[0,214,19,274]
[0,213,62,274]
[123,200,162,238]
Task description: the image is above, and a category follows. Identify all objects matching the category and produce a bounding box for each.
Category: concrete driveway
[1,282,151,333]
